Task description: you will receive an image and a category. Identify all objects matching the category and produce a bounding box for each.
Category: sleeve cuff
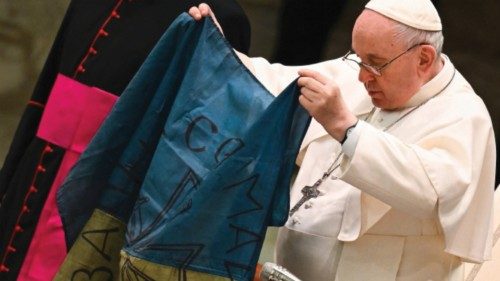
[341,120,367,158]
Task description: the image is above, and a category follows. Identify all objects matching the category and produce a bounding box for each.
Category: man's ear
[418,45,437,72]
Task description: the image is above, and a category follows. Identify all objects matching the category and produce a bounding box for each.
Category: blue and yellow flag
[56,13,310,281]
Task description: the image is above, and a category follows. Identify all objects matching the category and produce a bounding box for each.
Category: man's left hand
[297,69,358,142]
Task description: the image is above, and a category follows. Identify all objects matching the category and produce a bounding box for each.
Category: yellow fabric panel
[54,209,126,281]
[120,251,231,281]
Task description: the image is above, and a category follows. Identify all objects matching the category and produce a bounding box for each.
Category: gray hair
[393,22,444,58]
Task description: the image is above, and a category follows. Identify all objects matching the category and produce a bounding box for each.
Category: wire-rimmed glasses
[342,43,424,76]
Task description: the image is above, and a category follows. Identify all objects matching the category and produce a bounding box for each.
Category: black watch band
[340,120,359,145]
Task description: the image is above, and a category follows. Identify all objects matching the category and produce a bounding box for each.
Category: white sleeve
[338,99,495,262]
[235,50,359,96]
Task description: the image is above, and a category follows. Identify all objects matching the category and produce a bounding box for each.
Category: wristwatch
[340,120,358,145]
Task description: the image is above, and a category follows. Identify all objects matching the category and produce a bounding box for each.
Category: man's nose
[358,66,375,83]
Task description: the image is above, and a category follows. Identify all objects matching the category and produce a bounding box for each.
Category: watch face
[346,126,354,136]
[345,128,352,139]
[341,122,358,144]
[345,122,358,139]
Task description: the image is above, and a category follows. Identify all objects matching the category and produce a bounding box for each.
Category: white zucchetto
[365,0,442,31]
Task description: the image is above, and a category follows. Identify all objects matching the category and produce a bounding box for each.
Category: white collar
[404,54,455,108]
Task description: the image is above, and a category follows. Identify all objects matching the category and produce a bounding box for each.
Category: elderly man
[190,0,496,280]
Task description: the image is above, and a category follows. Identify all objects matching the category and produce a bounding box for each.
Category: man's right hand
[188,3,224,34]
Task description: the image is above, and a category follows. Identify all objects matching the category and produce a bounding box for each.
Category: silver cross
[289,177,323,217]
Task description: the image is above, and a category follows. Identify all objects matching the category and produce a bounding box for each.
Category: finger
[298,95,314,113]
[297,76,325,94]
[298,69,329,85]
[196,3,224,35]
[300,87,321,103]
[199,3,211,16]
[188,7,202,20]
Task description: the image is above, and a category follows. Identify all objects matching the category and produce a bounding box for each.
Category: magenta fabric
[36,74,118,153]
[18,74,117,281]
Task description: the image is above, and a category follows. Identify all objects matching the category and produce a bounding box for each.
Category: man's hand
[188,3,223,34]
[298,69,358,143]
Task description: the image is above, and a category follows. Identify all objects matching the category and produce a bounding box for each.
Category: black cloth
[0,1,250,280]
[273,0,348,65]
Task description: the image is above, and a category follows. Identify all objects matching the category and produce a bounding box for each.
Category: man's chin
[370,98,397,110]
[370,97,384,108]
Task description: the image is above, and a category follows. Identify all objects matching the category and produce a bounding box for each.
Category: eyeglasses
[342,43,424,76]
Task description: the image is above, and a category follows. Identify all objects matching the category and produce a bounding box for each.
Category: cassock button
[22,205,30,213]
[99,29,109,37]
[29,186,38,193]
[36,165,46,172]
[0,264,9,272]
[44,145,53,153]
[14,225,24,232]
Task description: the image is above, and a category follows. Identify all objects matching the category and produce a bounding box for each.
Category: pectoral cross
[289,176,324,217]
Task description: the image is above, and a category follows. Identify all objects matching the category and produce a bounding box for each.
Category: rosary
[288,151,344,216]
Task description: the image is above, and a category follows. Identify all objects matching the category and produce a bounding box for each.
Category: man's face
[352,10,423,110]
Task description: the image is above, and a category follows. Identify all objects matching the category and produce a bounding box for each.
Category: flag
[56,13,310,281]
